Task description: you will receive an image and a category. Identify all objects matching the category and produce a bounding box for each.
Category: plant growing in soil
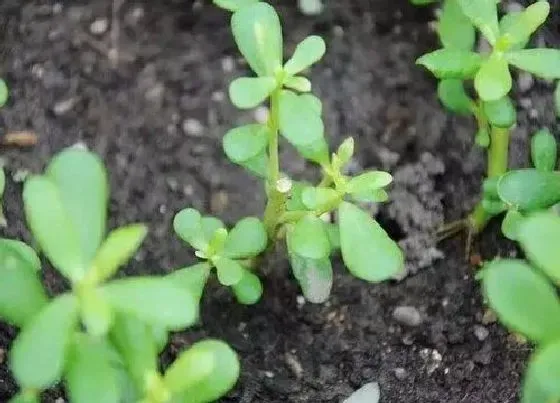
[416,0,560,240]
[0,147,239,403]
[173,0,404,304]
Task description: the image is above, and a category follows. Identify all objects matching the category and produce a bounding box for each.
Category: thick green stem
[263,88,286,238]
[468,126,510,233]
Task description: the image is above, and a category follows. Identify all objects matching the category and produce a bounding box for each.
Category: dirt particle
[210,190,229,214]
[481,309,497,325]
[53,97,78,116]
[394,367,407,380]
[90,18,109,35]
[182,118,204,137]
[473,325,490,342]
[285,352,303,379]
[392,306,422,327]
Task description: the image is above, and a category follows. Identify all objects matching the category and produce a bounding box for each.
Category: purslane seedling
[173,0,404,304]
[416,0,560,239]
[0,147,239,403]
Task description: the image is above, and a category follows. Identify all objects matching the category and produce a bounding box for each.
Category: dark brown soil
[0,0,558,401]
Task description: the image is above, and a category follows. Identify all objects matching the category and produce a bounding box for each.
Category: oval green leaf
[173,208,207,251]
[506,49,560,80]
[8,392,39,403]
[23,176,85,282]
[223,124,269,164]
[46,148,108,265]
[347,171,393,194]
[531,128,557,172]
[482,259,560,343]
[299,94,322,115]
[416,49,482,79]
[284,35,326,75]
[474,57,512,101]
[231,2,282,77]
[0,79,8,107]
[0,240,48,327]
[10,295,79,389]
[288,215,331,260]
[497,169,560,211]
[66,334,120,403]
[501,209,523,241]
[289,252,332,303]
[166,263,211,316]
[232,270,263,305]
[301,186,340,211]
[279,90,324,147]
[437,79,473,115]
[283,76,311,92]
[457,0,500,45]
[229,76,276,109]
[499,1,549,50]
[338,202,404,282]
[80,287,114,337]
[438,0,475,50]
[223,217,267,259]
[103,277,197,330]
[522,341,560,403]
[482,96,516,128]
[214,256,245,286]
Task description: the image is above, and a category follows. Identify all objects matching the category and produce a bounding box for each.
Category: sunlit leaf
[223,217,267,259]
[506,49,560,80]
[482,96,516,128]
[417,49,482,79]
[231,2,282,77]
[457,0,500,45]
[103,277,197,330]
[214,257,245,286]
[0,240,47,327]
[299,94,322,115]
[284,36,326,75]
[173,208,207,251]
[499,1,550,50]
[437,79,473,115]
[279,90,324,147]
[80,287,113,337]
[501,209,523,241]
[166,263,211,318]
[438,0,475,50]
[294,137,330,165]
[474,56,512,101]
[301,186,340,211]
[0,79,8,107]
[231,270,263,304]
[347,171,392,195]
[283,76,311,92]
[289,252,332,303]
[10,295,79,389]
[8,391,39,403]
[531,128,557,172]
[229,76,276,109]
[522,341,560,403]
[338,202,404,281]
[497,169,560,211]
[288,215,330,260]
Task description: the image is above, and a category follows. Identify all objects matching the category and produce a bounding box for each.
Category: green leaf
[326,223,340,250]
[352,189,390,204]
[517,212,560,284]
[229,76,276,109]
[555,81,560,118]
[481,197,507,215]
[241,150,269,178]
[294,137,330,165]
[232,270,263,304]
[213,0,260,12]
[522,341,560,403]
[214,257,245,286]
[336,137,355,165]
[299,94,322,115]
[173,208,207,251]
[46,148,108,265]
[231,2,282,77]
[80,287,113,337]
[411,0,437,4]
[499,1,550,50]
[10,295,79,389]
[0,167,5,198]
[501,209,523,241]
[416,49,482,79]
[223,217,267,259]
[284,35,326,75]
[8,391,39,403]
[347,171,392,195]
[482,96,516,128]
[289,252,332,303]
[110,313,158,389]
[169,340,240,402]
[437,79,473,115]
[301,186,340,211]
[223,124,269,164]
[166,263,211,312]
[438,0,475,50]
[66,334,120,403]
[23,176,85,282]
[279,90,324,147]
[103,277,197,330]
[338,202,404,282]
[207,227,228,256]
[482,176,500,200]
[482,259,560,343]
[531,128,557,171]
[475,127,490,148]
[457,0,500,45]
[474,57,512,101]
[0,240,48,327]
[497,169,560,211]
[91,224,147,282]
[506,49,560,79]
[283,76,311,92]
[288,215,330,260]
[0,79,8,107]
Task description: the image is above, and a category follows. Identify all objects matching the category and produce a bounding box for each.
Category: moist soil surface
[0,0,559,402]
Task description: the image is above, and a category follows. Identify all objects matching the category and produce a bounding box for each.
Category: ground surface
[0,0,558,401]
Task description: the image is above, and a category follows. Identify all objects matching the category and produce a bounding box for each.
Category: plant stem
[263,88,286,238]
[468,126,510,233]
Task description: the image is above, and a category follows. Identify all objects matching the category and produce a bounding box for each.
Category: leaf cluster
[0,148,239,403]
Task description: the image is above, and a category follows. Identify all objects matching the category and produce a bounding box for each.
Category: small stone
[210,190,229,214]
[394,368,407,380]
[211,91,225,102]
[285,353,303,379]
[145,83,165,105]
[221,57,235,73]
[182,118,204,137]
[296,295,306,307]
[53,97,78,115]
[473,325,489,341]
[90,18,109,35]
[517,72,534,93]
[392,306,422,327]
[264,371,274,378]
[481,309,497,325]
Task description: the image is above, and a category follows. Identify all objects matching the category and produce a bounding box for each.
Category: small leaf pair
[173,208,266,304]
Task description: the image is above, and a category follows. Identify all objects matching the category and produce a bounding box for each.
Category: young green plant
[172,0,404,304]
[0,147,239,403]
[417,0,560,238]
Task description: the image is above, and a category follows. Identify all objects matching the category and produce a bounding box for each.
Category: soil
[0,0,558,402]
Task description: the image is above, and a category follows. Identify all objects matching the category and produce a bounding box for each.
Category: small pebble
[473,325,489,341]
[394,368,407,380]
[392,306,422,327]
[182,118,204,137]
[90,18,109,35]
[221,57,235,73]
[517,72,534,93]
[264,371,275,378]
[53,97,78,115]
